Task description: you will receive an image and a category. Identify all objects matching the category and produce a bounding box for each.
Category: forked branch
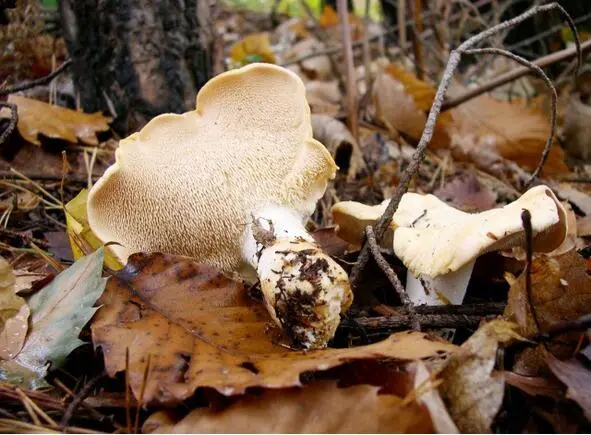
[349,2,582,290]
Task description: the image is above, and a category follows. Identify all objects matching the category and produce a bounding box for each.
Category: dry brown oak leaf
[504,250,591,376]
[92,253,457,405]
[143,380,433,433]
[4,95,111,146]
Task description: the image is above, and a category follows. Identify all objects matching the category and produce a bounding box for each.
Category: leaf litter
[92,252,456,404]
[1,1,591,433]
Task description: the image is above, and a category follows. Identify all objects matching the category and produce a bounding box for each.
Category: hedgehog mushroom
[332,185,567,305]
[87,63,352,349]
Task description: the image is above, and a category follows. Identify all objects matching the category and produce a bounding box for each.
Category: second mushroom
[87,63,352,349]
[332,185,567,306]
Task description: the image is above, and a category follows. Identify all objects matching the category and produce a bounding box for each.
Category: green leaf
[0,248,107,386]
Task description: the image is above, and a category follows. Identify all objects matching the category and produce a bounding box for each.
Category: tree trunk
[58,0,213,134]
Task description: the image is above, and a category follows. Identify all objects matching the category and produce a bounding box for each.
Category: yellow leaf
[65,189,122,270]
[318,5,340,27]
[230,32,276,66]
[2,95,111,146]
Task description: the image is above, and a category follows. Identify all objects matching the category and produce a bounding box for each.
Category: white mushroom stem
[242,205,352,349]
[405,261,476,306]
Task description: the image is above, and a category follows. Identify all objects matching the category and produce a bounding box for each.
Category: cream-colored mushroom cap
[332,185,567,277]
[87,63,337,273]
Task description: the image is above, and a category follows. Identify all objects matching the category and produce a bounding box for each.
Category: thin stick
[9,167,63,207]
[348,2,582,290]
[361,0,373,111]
[397,0,407,49]
[0,59,72,96]
[442,39,591,112]
[15,388,42,426]
[338,0,359,142]
[366,226,420,330]
[462,47,557,188]
[0,102,17,146]
[60,373,104,431]
[20,393,58,427]
[411,0,424,79]
[521,209,541,336]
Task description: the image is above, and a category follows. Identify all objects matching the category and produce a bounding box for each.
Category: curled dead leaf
[92,252,457,405]
[311,114,365,179]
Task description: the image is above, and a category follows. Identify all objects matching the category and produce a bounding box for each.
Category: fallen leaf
[64,189,122,271]
[0,258,29,360]
[143,380,433,434]
[433,171,498,212]
[92,252,457,404]
[2,95,112,146]
[373,66,451,149]
[504,250,591,376]
[555,183,591,216]
[450,95,569,176]
[318,6,340,27]
[286,39,332,80]
[0,190,40,213]
[229,32,276,66]
[317,6,362,39]
[562,93,591,161]
[438,320,521,433]
[414,361,459,434]
[504,370,563,398]
[13,269,53,295]
[578,215,591,236]
[311,114,365,179]
[2,248,106,383]
[545,352,591,421]
[305,80,341,115]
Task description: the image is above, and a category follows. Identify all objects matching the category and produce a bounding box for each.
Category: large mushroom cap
[87,63,337,273]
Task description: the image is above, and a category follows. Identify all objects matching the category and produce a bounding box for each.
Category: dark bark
[58,0,213,134]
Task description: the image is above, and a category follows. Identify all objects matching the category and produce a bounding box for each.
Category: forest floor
[1,0,591,433]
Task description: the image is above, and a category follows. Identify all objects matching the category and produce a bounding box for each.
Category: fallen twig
[60,373,105,431]
[338,0,358,141]
[442,39,591,112]
[348,2,582,291]
[411,0,425,80]
[350,312,496,331]
[0,59,72,97]
[521,209,541,336]
[366,225,420,330]
[461,47,558,188]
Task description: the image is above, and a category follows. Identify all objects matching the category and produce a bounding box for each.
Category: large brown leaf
[92,253,457,405]
[450,95,568,176]
[373,64,451,149]
[504,250,591,376]
[5,95,111,146]
[142,380,433,433]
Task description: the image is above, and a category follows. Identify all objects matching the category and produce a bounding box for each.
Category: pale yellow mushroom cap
[332,185,567,277]
[87,63,337,274]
